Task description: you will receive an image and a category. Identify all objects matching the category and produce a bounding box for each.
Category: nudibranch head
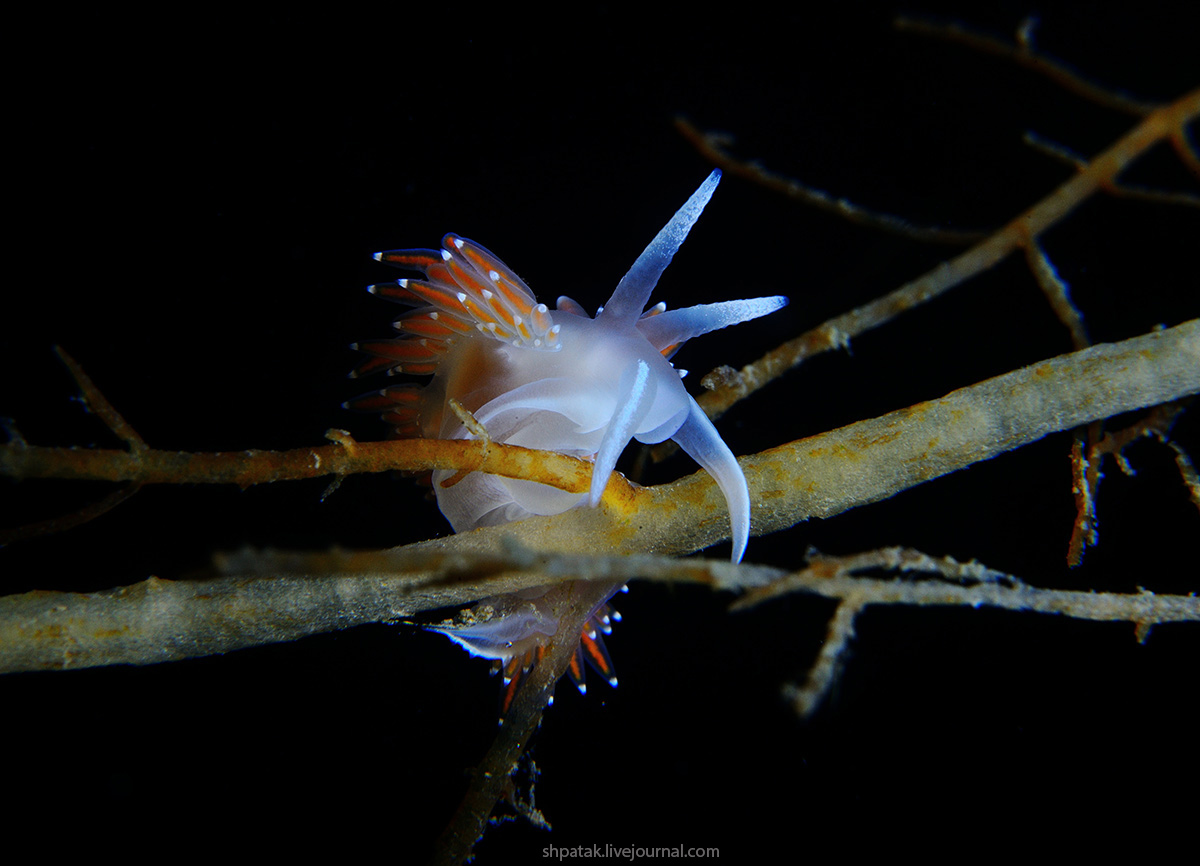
[349,169,787,563]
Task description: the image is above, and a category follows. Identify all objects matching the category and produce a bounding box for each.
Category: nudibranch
[350,170,787,710]
[423,581,625,718]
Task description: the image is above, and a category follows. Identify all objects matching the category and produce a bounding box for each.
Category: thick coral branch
[2,321,1195,674]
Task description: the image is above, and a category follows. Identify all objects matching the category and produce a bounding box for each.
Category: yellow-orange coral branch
[681,88,1200,426]
[0,433,613,498]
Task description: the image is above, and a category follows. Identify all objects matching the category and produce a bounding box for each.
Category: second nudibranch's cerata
[350,170,787,709]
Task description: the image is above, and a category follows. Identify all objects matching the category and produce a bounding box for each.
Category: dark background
[3,3,1197,860]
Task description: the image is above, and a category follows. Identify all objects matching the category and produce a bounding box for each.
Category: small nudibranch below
[349,170,787,710]
[424,581,624,718]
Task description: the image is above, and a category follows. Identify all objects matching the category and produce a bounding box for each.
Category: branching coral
[2,10,1197,863]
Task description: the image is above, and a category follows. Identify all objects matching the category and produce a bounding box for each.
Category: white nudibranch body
[349,169,787,563]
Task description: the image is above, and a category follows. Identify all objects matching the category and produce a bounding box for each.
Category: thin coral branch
[1164,439,1200,514]
[780,597,861,719]
[1024,239,1090,350]
[54,345,147,452]
[1023,130,1089,169]
[731,545,1200,716]
[1105,184,1200,208]
[893,16,1159,115]
[0,483,142,546]
[1024,131,1200,207]
[1067,425,1102,567]
[3,322,1195,674]
[1095,403,1189,468]
[675,89,1200,431]
[673,117,989,244]
[1068,403,1194,566]
[433,579,621,866]
[1172,125,1200,181]
[0,420,611,498]
[0,348,149,544]
[1,354,614,497]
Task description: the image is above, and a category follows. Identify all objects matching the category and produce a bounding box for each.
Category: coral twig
[893,15,1159,115]
[1068,402,1195,565]
[54,345,146,452]
[676,88,1200,429]
[1024,239,1090,350]
[0,418,612,497]
[673,117,988,244]
[732,545,1199,716]
[0,347,148,544]
[0,483,142,546]
[433,579,622,866]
